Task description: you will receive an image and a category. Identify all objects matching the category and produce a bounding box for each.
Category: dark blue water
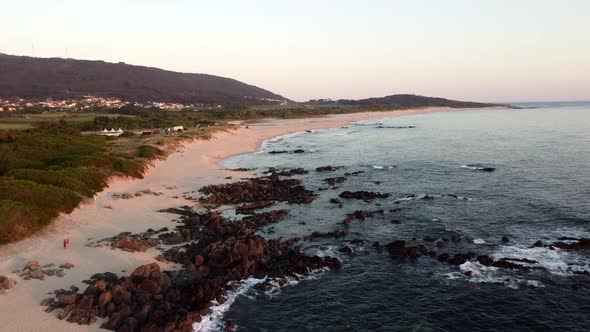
[216,105,590,331]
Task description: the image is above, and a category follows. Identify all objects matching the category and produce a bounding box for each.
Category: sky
[2,0,589,102]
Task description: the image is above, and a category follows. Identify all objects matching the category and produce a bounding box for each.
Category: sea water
[204,104,590,331]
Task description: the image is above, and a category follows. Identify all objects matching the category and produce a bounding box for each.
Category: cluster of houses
[0,96,210,112]
[0,96,124,112]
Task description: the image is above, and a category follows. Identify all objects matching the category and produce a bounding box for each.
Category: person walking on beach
[63,237,70,249]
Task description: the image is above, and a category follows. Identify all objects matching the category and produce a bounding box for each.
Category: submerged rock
[324,177,347,186]
[339,191,390,200]
[316,166,340,172]
[342,210,384,226]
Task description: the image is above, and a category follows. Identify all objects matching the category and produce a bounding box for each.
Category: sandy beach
[0,107,462,331]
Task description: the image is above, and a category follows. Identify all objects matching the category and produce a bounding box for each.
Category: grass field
[0,113,134,130]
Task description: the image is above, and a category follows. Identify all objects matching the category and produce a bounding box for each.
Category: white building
[100,128,124,137]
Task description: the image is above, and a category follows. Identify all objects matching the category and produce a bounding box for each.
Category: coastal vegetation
[0,95,500,244]
[0,119,221,243]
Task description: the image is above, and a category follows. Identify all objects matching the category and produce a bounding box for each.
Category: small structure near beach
[166,126,184,133]
[99,128,124,137]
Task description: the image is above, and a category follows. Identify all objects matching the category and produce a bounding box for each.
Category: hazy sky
[2,0,589,102]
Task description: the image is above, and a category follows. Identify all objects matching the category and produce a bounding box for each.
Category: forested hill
[334,94,497,108]
[0,53,288,105]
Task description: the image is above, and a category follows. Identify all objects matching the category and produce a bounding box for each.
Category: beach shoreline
[0,106,482,331]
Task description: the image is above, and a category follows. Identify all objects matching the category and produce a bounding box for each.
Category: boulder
[30,270,45,280]
[24,260,39,271]
[97,291,113,308]
[324,177,347,186]
[0,276,15,290]
[339,191,390,200]
[58,293,78,306]
[316,166,340,172]
[112,237,150,252]
[57,304,75,320]
[448,254,468,266]
[140,279,161,295]
[131,263,160,278]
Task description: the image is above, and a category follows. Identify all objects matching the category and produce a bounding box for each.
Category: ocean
[212,104,590,331]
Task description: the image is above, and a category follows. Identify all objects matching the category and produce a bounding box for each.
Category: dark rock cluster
[316,166,340,172]
[339,191,390,200]
[323,177,347,186]
[199,174,315,205]
[43,208,341,331]
[342,209,384,226]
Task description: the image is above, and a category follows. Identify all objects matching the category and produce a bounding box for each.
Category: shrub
[0,200,43,243]
[112,157,148,178]
[8,168,109,197]
[137,145,164,159]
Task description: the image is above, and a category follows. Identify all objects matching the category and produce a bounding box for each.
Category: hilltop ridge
[0,53,289,105]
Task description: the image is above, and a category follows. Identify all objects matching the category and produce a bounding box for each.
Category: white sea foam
[473,239,486,244]
[259,131,306,152]
[445,261,545,289]
[491,245,590,276]
[312,244,349,261]
[263,267,330,297]
[193,277,266,332]
[192,262,334,330]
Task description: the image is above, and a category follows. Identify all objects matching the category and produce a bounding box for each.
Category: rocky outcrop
[548,238,590,251]
[323,177,347,186]
[199,175,315,205]
[43,209,341,330]
[304,230,348,240]
[236,201,276,214]
[316,166,340,172]
[112,237,151,252]
[343,210,384,226]
[264,168,308,177]
[339,191,390,200]
[384,241,429,259]
[18,261,73,280]
[0,276,16,294]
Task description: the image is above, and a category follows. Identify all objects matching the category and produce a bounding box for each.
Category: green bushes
[0,200,42,243]
[137,145,164,158]
[112,157,148,178]
[7,168,109,197]
[0,127,159,244]
[0,179,82,214]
